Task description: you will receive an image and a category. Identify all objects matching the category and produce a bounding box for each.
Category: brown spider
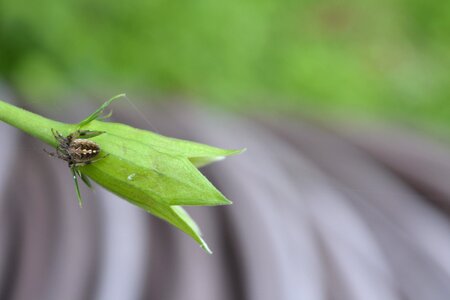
[45,129,106,167]
[45,129,108,206]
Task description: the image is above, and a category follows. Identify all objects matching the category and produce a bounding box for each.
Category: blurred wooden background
[1,92,450,300]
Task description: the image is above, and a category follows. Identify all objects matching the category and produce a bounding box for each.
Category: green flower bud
[0,95,244,253]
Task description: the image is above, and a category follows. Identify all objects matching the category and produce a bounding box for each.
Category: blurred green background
[0,0,449,134]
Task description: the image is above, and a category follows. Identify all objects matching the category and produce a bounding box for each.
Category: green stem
[0,100,73,147]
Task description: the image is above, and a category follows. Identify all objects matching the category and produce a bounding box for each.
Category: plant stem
[0,100,72,147]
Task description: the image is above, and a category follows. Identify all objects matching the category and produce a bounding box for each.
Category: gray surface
[1,97,450,300]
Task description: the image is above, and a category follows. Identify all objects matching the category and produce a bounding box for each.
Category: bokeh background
[1,1,450,300]
[1,0,449,132]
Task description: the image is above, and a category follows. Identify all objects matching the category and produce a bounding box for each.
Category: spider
[45,129,108,205]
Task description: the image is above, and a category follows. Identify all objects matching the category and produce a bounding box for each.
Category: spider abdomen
[69,139,101,163]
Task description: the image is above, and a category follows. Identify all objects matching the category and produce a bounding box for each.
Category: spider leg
[90,153,110,163]
[70,167,83,207]
[74,167,93,188]
[56,148,70,161]
[51,129,66,144]
[75,130,106,139]
[73,153,109,168]
[43,148,57,157]
[86,153,110,165]
[51,128,59,139]
[80,171,93,188]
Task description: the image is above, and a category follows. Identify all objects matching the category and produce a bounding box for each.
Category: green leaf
[154,205,212,254]
[78,169,93,188]
[80,149,231,206]
[83,120,244,167]
[0,96,244,253]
